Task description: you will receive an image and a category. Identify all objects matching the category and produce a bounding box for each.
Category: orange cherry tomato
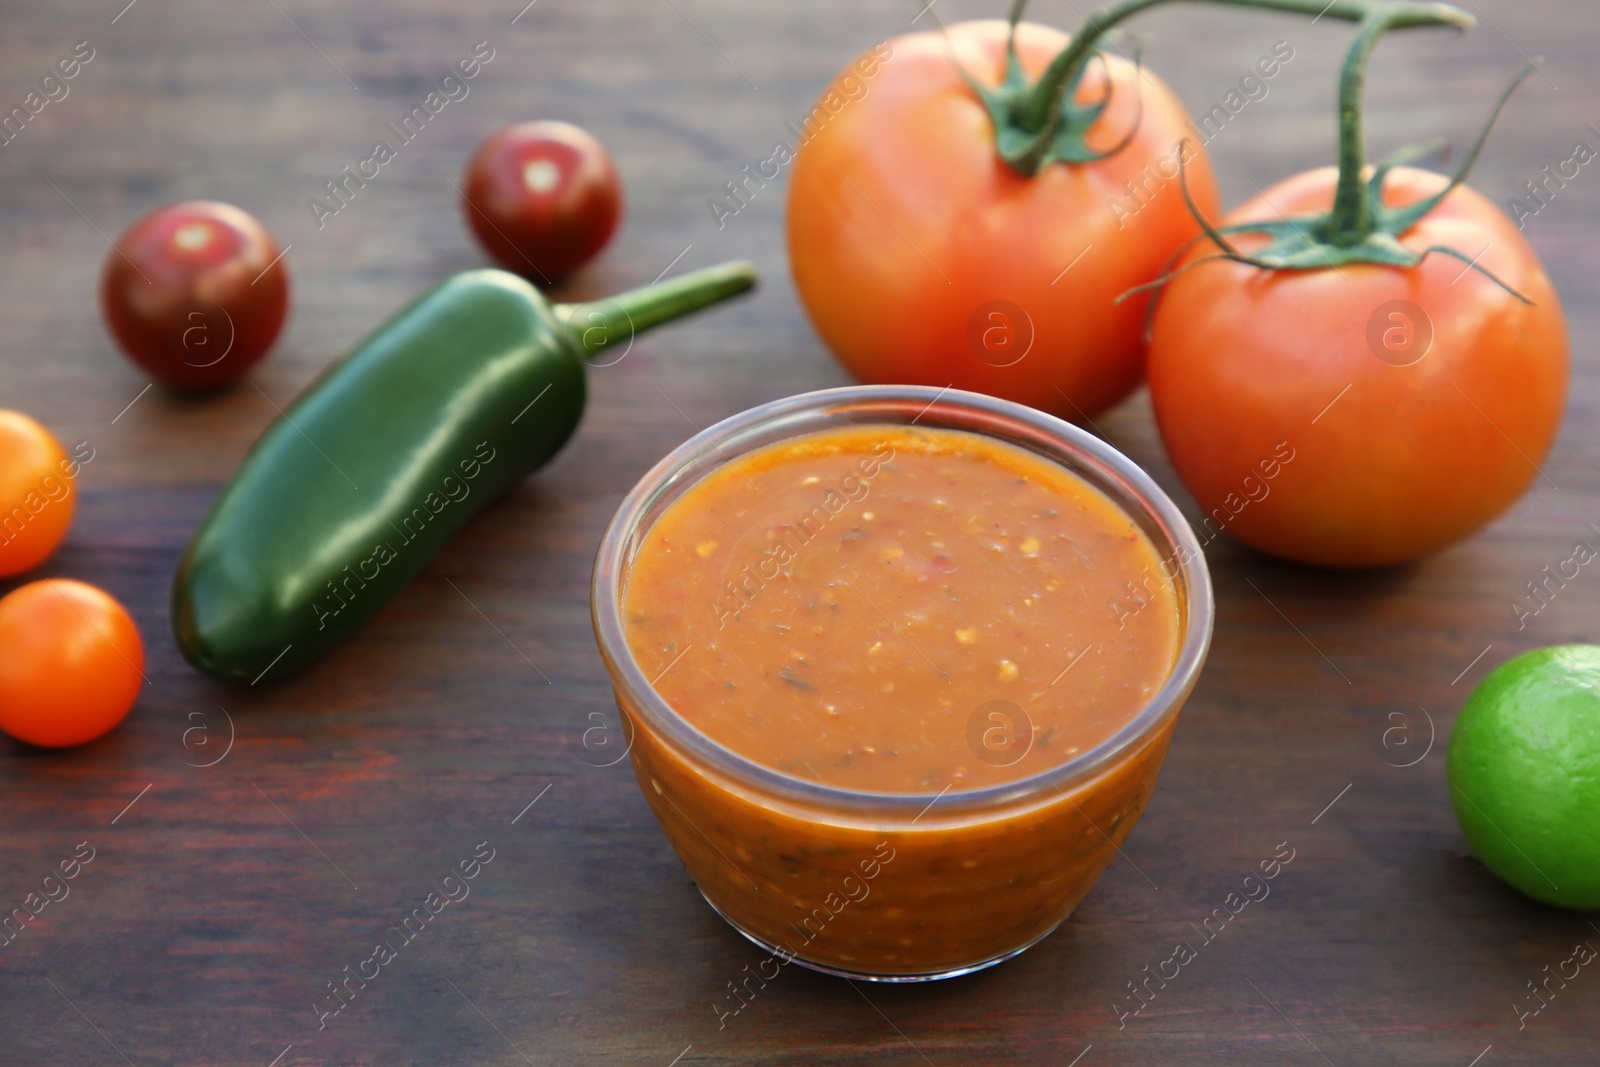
[1147,167,1568,567]
[0,579,144,748]
[0,410,77,577]
[787,20,1220,423]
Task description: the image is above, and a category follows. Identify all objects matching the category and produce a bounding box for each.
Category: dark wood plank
[2,0,1597,1063]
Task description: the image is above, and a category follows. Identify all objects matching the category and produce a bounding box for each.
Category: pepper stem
[1325,3,1473,245]
[556,260,758,359]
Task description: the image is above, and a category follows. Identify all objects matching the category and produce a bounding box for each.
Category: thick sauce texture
[624,425,1181,792]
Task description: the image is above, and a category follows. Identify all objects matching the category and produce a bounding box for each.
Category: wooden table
[3,0,1596,1063]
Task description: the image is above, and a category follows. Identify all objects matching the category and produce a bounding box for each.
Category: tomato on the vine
[786,2,1382,424]
[101,200,289,390]
[0,410,76,578]
[1145,5,1567,567]
[788,18,1217,423]
[0,579,144,748]
[461,120,623,283]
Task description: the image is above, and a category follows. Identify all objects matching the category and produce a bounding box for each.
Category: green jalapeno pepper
[173,261,757,683]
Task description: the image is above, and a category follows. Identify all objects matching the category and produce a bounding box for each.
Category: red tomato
[1147,166,1568,567]
[786,21,1220,423]
[0,411,76,578]
[0,579,144,748]
[461,121,623,282]
[101,200,289,390]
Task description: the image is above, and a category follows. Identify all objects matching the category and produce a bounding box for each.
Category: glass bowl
[592,385,1212,981]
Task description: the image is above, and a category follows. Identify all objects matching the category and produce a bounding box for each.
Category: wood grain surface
[2,0,1597,1064]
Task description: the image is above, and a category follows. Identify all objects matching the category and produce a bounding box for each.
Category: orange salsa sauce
[623,425,1181,793]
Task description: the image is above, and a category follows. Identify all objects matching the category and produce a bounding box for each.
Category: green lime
[1447,645,1600,911]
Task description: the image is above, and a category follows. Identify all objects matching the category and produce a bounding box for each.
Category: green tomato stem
[1326,4,1475,245]
[1113,8,1538,305]
[1020,0,1382,142]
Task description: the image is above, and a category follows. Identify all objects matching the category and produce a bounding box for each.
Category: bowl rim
[590,385,1214,817]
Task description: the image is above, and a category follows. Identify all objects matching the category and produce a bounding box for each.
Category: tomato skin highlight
[461,120,623,282]
[0,579,143,748]
[100,200,289,390]
[787,21,1220,423]
[1148,166,1569,568]
[0,411,76,578]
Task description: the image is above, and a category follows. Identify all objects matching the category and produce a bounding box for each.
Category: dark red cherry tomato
[100,201,289,390]
[460,120,623,282]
